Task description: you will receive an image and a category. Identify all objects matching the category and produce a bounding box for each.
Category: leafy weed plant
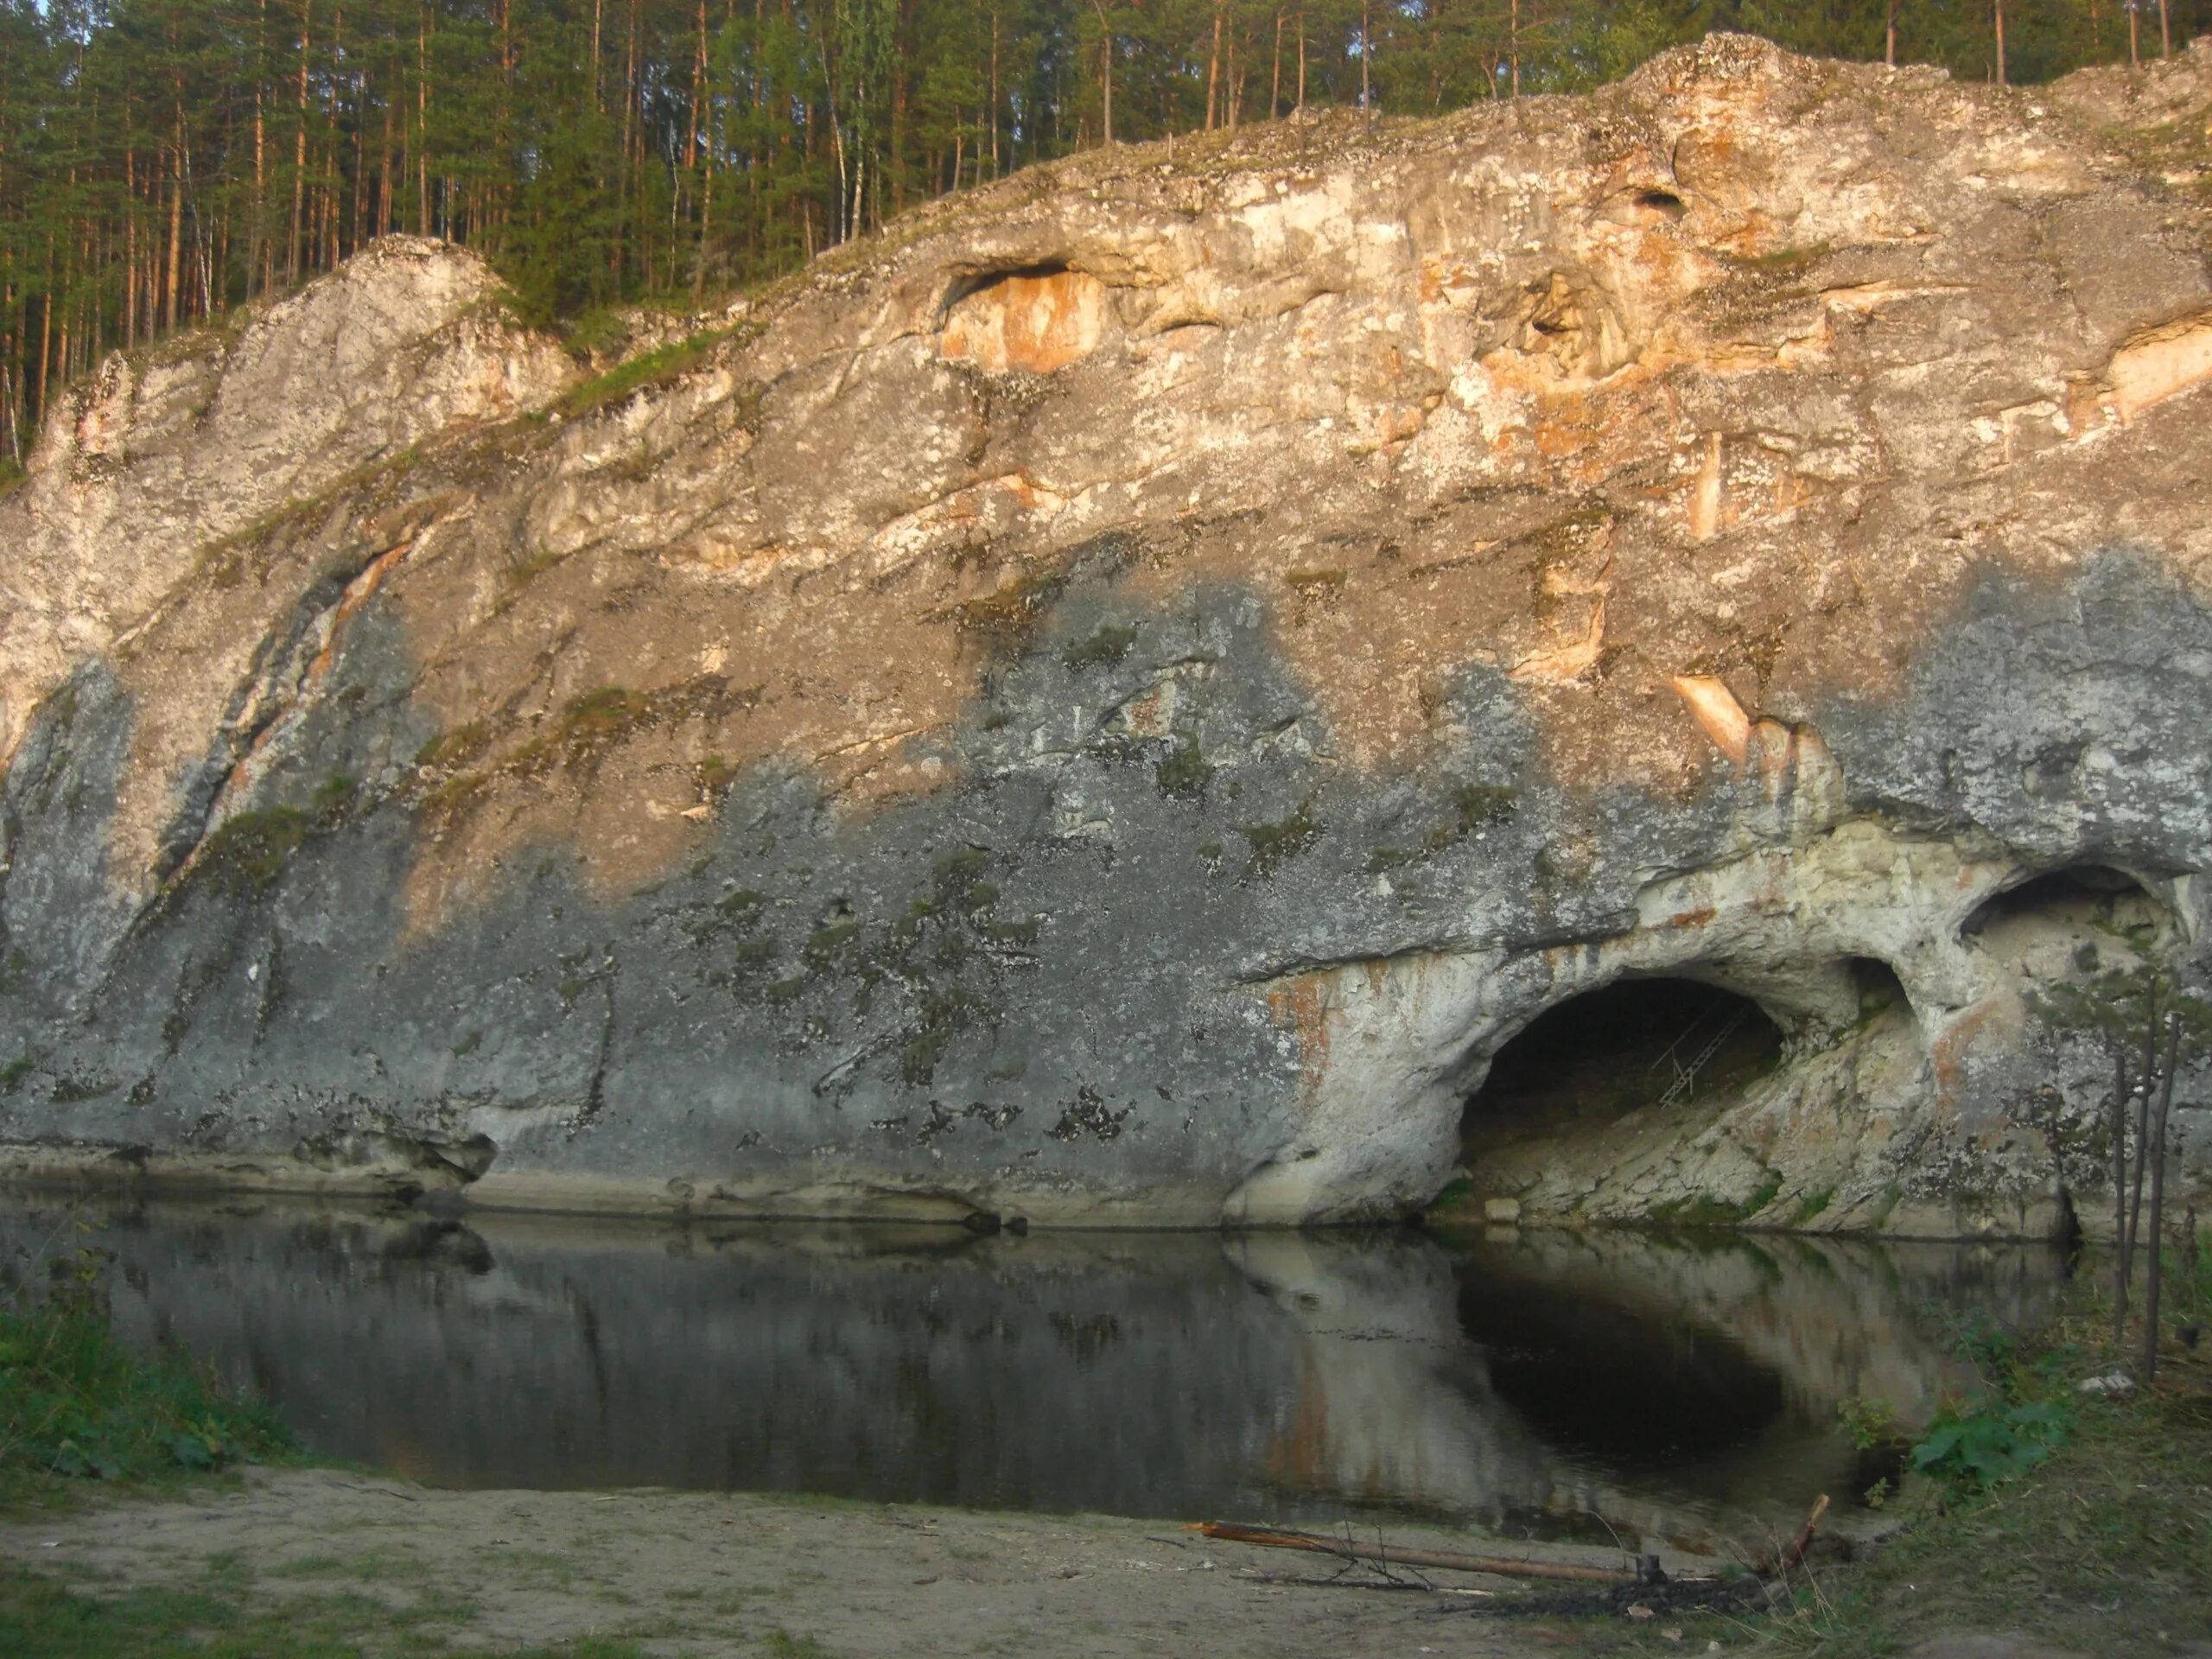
[1762,1243,2212,1657]
[0,1237,295,1505]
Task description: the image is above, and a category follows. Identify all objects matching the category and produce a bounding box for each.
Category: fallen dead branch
[1189,1522,1645,1585]
[1231,1569,1497,1596]
[1230,1570,1433,1593]
[1770,1493,1831,1576]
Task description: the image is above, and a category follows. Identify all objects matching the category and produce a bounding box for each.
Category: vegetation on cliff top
[3,0,2206,474]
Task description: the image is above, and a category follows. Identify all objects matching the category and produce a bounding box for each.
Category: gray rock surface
[3,37,2211,1231]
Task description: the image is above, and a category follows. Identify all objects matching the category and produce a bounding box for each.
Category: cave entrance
[1961,864,2165,947]
[1459,977,1785,1162]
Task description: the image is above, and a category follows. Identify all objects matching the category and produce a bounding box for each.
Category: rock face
[3,37,2211,1233]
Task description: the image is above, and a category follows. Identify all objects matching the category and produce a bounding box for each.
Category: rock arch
[1222,815,1987,1228]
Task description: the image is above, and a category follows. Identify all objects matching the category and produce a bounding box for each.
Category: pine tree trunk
[1361,0,1370,111]
[1206,3,1222,130]
[254,0,269,296]
[2143,1016,2180,1378]
[124,147,138,347]
[2113,1047,2132,1342]
[1228,22,1241,128]
[417,6,431,236]
[2126,980,2164,1277]
[1272,12,1282,118]
[292,0,309,280]
[165,147,183,331]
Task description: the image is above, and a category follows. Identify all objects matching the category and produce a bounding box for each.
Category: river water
[0,1200,2062,1554]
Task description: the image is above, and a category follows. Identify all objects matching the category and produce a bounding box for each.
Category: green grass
[1499,1241,2212,1657]
[1793,1187,1834,1224]
[1154,735,1211,798]
[190,778,356,898]
[1648,1174,1782,1230]
[0,1256,296,1506]
[194,806,316,896]
[554,324,744,420]
[1760,1265,2212,1654]
[1755,1243,2212,1657]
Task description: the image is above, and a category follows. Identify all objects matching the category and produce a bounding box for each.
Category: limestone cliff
[4,37,2212,1235]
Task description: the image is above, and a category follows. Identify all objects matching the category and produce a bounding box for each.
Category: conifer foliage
[0,0,2202,468]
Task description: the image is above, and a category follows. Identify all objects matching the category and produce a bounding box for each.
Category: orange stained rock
[2108,313,2212,423]
[940,270,1107,375]
[1263,1349,1333,1484]
[1510,598,1607,685]
[1671,675,1751,765]
[1929,1001,1996,1104]
[1689,432,1725,542]
[1266,975,1335,1097]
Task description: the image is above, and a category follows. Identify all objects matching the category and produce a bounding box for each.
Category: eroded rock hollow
[4,37,2211,1234]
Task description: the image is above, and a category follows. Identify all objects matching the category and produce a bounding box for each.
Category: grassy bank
[0,1242,295,1508]
[4,1224,2207,1658]
[0,1570,711,1659]
[1577,1237,2212,1657]
[1770,1240,2212,1657]
[2,1236,736,1656]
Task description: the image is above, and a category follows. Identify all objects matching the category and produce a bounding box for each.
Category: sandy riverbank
[0,1468,1741,1656]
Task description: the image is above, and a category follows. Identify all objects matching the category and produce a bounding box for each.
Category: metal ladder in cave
[1652,1007,1749,1109]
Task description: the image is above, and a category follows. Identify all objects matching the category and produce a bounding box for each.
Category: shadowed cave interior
[1961,863,2165,946]
[1459,977,1788,1165]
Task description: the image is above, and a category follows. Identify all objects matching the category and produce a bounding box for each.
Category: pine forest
[1,0,2205,469]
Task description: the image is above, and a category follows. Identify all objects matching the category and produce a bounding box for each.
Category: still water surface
[1,1201,2062,1552]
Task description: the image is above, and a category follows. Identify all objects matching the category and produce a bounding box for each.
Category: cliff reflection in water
[0,1202,2059,1547]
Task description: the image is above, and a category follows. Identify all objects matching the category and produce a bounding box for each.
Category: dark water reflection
[0,1201,2061,1550]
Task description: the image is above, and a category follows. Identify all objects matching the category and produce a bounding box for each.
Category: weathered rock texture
[4,37,2212,1233]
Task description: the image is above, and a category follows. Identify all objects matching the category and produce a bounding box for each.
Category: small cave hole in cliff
[1848,957,1915,1028]
[939,262,1105,376]
[1459,978,1785,1164]
[1961,865,2164,948]
[941,260,1073,312]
